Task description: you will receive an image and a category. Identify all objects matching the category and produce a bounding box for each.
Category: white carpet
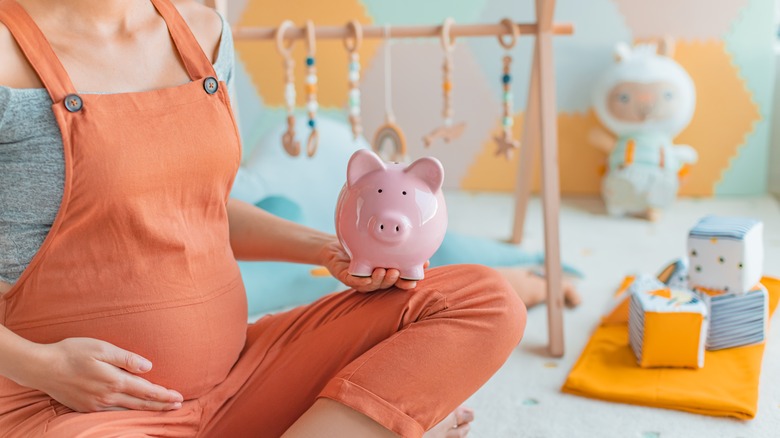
[448,193,780,438]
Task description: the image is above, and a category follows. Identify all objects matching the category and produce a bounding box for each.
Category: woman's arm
[226,198,421,291]
[0,324,44,385]
[226,198,332,264]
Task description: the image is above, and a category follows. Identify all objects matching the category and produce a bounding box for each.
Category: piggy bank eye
[718,256,724,263]
[738,263,743,269]
[691,250,697,257]
[402,191,407,195]
[695,265,702,272]
[378,189,383,193]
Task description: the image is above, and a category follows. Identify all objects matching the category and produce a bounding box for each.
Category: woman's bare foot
[494,267,581,309]
[424,406,474,438]
[632,208,661,222]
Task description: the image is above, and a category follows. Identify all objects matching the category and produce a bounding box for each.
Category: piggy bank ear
[347,149,387,186]
[404,157,444,192]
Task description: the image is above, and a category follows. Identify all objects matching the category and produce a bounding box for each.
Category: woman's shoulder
[0,22,43,88]
[171,0,224,64]
[0,2,231,88]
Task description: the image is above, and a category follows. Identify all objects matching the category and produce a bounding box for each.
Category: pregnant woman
[0,0,525,436]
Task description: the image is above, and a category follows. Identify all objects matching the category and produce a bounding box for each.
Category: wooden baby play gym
[206,0,574,357]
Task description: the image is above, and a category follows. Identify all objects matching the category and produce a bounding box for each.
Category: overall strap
[150,0,218,80]
[0,0,78,103]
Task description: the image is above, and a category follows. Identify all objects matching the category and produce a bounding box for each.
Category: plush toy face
[593,43,696,137]
[607,81,683,123]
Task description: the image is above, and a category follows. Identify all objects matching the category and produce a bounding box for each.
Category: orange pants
[0,265,526,437]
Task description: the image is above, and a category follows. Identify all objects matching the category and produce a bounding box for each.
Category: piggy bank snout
[371,212,411,244]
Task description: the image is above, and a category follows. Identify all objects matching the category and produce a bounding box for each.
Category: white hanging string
[384,24,395,123]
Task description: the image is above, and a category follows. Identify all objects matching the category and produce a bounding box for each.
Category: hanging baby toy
[304,20,319,157]
[372,25,408,162]
[275,20,300,156]
[494,18,520,160]
[423,18,466,147]
[344,20,363,141]
[591,40,698,220]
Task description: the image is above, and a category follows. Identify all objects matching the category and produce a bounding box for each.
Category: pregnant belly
[12,283,248,400]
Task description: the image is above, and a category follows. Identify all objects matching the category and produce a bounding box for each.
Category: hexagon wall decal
[673,40,761,196]
[717,0,774,195]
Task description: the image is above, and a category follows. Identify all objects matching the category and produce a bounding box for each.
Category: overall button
[64,94,83,112]
[203,77,219,94]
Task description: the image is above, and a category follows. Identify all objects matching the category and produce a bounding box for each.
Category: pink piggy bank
[335,149,448,281]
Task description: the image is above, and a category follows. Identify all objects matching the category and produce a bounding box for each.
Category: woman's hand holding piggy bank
[335,150,448,281]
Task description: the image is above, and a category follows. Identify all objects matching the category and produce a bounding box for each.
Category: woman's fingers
[121,374,184,404]
[357,268,385,292]
[449,423,471,437]
[340,265,372,289]
[350,268,387,292]
[394,279,418,290]
[105,393,182,412]
[96,343,153,374]
[351,268,424,291]
[94,341,183,406]
[379,269,400,290]
[341,271,371,286]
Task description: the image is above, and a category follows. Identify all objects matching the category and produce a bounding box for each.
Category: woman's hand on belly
[24,337,184,413]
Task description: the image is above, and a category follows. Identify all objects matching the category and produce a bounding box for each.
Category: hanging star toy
[494,133,519,159]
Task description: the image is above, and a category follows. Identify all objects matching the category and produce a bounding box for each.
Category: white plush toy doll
[591,40,698,220]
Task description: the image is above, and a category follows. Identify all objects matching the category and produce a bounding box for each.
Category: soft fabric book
[699,283,769,351]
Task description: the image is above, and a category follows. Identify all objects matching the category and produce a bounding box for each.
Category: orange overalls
[0,1,526,436]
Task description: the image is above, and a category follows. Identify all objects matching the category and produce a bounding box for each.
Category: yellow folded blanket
[562,276,779,420]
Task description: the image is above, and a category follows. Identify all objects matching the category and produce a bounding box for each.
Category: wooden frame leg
[510,46,541,245]
[536,0,564,357]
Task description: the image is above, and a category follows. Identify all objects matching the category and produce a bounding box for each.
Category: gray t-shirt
[0,13,235,284]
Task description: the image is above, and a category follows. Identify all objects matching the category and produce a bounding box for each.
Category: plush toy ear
[614,42,631,62]
[657,36,675,58]
[347,149,386,186]
[404,156,444,192]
